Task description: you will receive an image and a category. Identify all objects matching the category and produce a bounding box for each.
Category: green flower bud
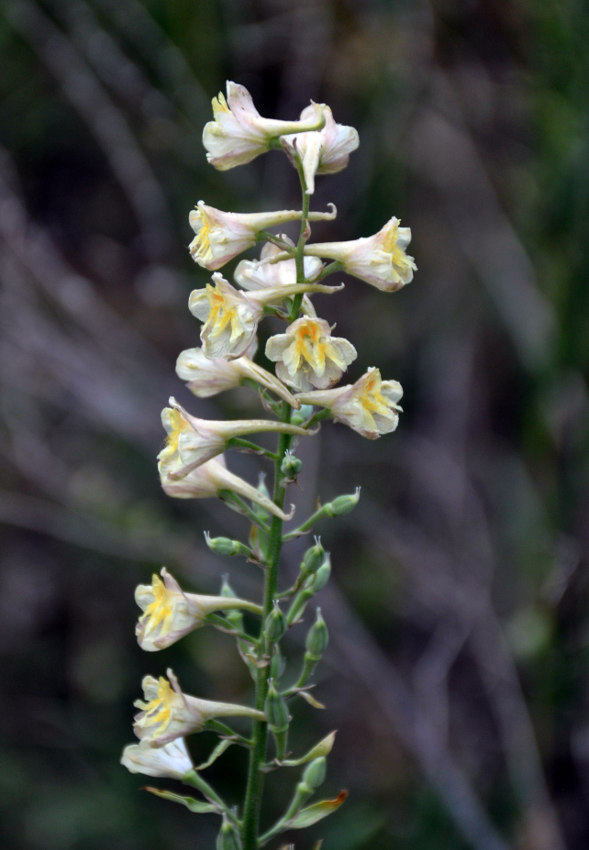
[270,645,286,680]
[302,756,327,791]
[310,556,331,591]
[305,608,329,661]
[265,680,290,733]
[205,532,251,558]
[264,603,287,642]
[216,818,240,850]
[219,576,244,631]
[281,450,303,479]
[291,403,314,426]
[324,487,360,517]
[300,537,326,577]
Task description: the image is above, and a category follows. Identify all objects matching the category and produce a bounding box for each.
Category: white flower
[234,238,323,292]
[133,669,265,747]
[189,273,344,359]
[281,104,359,194]
[305,216,416,291]
[188,202,307,271]
[157,396,311,479]
[159,455,295,522]
[121,737,193,779]
[135,567,261,651]
[176,346,299,406]
[265,316,357,391]
[296,367,403,439]
[203,81,325,170]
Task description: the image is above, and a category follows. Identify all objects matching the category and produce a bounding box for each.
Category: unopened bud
[305,608,329,661]
[324,488,360,517]
[281,450,303,479]
[300,537,326,577]
[291,403,314,427]
[302,756,326,791]
[264,603,287,642]
[265,680,290,733]
[310,556,331,591]
[205,532,251,558]
[216,818,240,850]
[270,646,286,679]
[219,575,244,631]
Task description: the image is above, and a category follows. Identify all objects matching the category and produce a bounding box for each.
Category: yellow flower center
[382,221,411,274]
[203,283,240,341]
[141,574,174,638]
[292,319,329,373]
[212,92,230,117]
[193,209,212,259]
[358,371,391,420]
[143,677,174,732]
[166,408,191,453]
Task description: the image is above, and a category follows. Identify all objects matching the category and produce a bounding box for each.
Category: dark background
[1,1,588,848]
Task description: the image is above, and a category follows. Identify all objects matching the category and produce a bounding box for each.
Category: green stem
[241,412,292,850]
[241,147,309,850]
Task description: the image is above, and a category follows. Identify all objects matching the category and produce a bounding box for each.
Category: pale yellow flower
[158,396,311,479]
[281,104,359,194]
[159,455,295,521]
[176,346,299,406]
[121,737,193,779]
[133,669,265,746]
[305,216,416,291]
[265,316,357,392]
[189,202,307,271]
[296,367,403,439]
[203,81,325,170]
[189,273,343,360]
[135,567,261,651]
[188,274,262,359]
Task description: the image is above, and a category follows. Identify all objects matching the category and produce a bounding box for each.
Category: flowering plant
[121,81,415,850]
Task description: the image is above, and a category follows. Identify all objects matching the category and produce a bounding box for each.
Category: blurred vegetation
[1,0,588,848]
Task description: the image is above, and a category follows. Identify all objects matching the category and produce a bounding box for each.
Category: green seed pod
[219,576,244,632]
[281,450,303,479]
[205,532,251,558]
[324,488,360,517]
[264,603,287,642]
[305,608,329,661]
[302,756,327,791]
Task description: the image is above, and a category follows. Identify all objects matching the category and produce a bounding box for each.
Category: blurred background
[1,0,588,848]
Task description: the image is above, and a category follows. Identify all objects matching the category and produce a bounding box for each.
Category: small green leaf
[144,786,219,814]
[298,690,325,710]
[283,731,337,766]
[195,739,232,771]
[287,791,347,829]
